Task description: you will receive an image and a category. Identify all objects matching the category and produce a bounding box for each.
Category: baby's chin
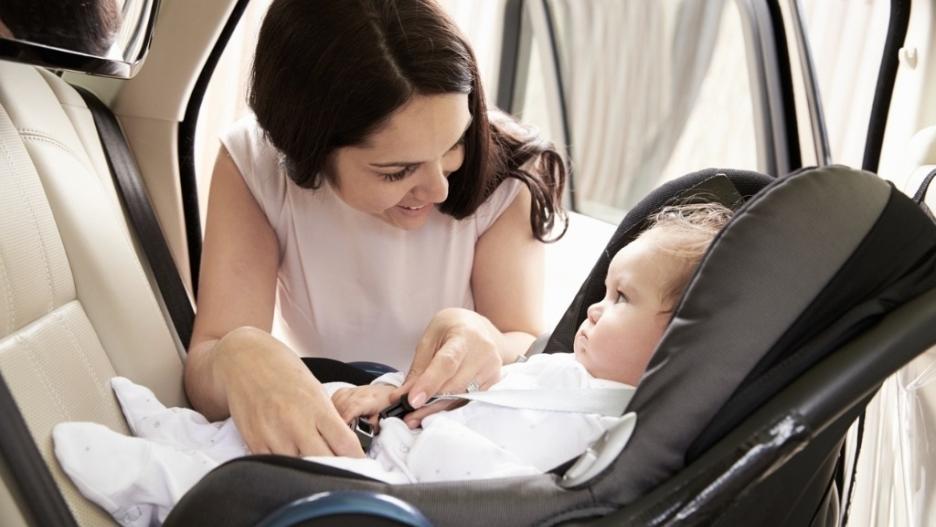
[572,331,584,356]
[572,342,589,368]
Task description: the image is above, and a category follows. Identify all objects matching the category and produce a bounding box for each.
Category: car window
[520,0,759,223]
[799,0,889,169]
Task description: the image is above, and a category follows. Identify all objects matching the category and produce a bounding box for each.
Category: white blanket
[53,353,636,527]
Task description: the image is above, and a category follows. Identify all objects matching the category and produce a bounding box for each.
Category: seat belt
[74,87,195,348]
[0,372,78,527]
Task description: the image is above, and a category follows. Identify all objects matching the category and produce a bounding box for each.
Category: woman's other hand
[393,308,504,427]
[214,327,365,458]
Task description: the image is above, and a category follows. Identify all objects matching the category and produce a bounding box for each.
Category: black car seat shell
[598,164,936,503]
[163,165,936,526]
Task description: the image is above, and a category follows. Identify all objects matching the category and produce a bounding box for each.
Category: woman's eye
[381,166,416,182]
[615,292,629,304]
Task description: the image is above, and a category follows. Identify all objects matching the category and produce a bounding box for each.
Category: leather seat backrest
[0,61,187,526]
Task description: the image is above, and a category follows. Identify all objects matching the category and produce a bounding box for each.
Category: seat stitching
[18,333,71,420]
[20,132,171,355]
[0,253,14,335]
[55,306,109,404]
[18,131,91,170]
[0,141,56,313]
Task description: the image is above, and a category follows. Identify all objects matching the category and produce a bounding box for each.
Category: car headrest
[577,165,936,503]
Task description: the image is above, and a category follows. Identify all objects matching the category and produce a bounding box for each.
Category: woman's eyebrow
[369,117,473,168]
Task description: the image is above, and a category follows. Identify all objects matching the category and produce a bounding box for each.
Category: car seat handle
[912,167,936,222]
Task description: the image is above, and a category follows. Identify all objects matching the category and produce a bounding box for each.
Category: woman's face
[328,93,471,230]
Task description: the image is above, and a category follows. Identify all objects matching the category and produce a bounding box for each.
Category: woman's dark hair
[249,0,567,242]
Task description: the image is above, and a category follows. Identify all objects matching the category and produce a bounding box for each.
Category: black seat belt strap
[0,372,78,527]
[74,86,195,348]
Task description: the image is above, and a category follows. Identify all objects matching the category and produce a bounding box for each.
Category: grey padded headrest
[589,165,936,504]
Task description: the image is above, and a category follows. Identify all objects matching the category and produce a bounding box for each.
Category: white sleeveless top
[221,116,522,370]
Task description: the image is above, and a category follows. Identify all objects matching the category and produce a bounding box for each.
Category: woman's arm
[186,147,362,457]
[186,146,279,417]
[471,183,544,361]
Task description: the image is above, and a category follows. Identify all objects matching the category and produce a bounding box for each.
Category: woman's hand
[332,385,397,428]
[214,327,365,458]
[393,308,505,427]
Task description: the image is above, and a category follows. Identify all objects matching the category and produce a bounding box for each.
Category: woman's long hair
[249,0,567,241]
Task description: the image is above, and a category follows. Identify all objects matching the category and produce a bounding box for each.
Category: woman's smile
[395,203,432,218]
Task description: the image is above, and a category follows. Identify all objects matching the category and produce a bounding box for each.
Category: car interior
[1,0,936,526]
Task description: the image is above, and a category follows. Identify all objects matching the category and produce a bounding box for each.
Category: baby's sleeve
[322,381,356,398]
[371,371,406,388]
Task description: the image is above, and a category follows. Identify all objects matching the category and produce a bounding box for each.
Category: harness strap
[439,387,635,417]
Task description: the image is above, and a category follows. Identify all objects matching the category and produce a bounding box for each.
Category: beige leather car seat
[0,61,188,526]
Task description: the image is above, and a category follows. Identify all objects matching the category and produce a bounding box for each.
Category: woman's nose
[413,164,449,203]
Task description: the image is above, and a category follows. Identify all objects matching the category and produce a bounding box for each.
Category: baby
[52,202,733,527]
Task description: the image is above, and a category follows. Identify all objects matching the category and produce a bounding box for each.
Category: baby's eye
[381,165,417,182]
[615,291,629,304]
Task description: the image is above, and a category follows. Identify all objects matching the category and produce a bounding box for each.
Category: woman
[186,0,567,458]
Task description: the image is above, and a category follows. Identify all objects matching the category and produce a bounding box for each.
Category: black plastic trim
[765,0,802,173]
[787,0,832,165]
[177,0,251,298]
[541,0,577,211]
[496,0,526,112]
[862,0,911,173]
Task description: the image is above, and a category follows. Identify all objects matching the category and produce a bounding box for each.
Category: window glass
[542,0,759,223]
[799,0,889,168]
[194,0,272,230]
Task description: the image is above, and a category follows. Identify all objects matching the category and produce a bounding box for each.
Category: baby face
[573,231,685,385]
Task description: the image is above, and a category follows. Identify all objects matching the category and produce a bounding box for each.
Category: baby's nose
[587,302,603,323]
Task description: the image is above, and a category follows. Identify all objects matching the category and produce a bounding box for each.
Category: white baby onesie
[53,353,636,527]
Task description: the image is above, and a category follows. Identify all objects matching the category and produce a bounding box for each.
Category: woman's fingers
[227,363,364,458]
[297,433,334,458]
[400,318,450,403]
[407,342,465,407]
[403,308,505,408]
[402,399,462,428]
[318,411,365,458]
[406,339,501,406]
[437,362,492,395]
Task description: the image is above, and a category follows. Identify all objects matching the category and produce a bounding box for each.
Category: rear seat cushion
[0,61,186,524]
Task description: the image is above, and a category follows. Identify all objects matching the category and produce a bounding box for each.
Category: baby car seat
[164,165,936,526]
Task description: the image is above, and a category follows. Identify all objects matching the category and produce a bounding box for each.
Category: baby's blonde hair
[639,202,734,308]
